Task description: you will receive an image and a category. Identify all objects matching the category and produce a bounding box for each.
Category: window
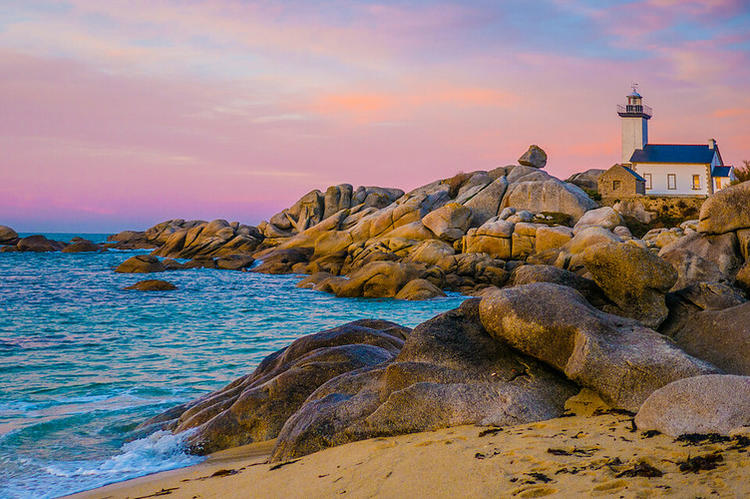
[612,180,621,191]
[667,173,677,190]
[692,175,701,190]
[716,177,722,190]
[644,173,652,189]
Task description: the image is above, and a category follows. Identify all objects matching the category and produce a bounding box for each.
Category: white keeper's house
[618,87,736,196]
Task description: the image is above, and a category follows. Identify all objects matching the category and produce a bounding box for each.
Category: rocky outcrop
[566,169,605,192]
[663,300,750,376]
[394,278,446,300]
[317,261,429,299]
[152,219,263,259]
[124,279,177,291]
[0,225,18,245]
[517,145,547,168]
[479,283,718,411]
[500,179,596,222]
[61,238,102,253]
[463,218,513,258]
[139,320,409,455]
[115,255,166,273]
[421,203,471,242]
[271,299,576,461]
[583,241,677,328]
[659,232,741,290]
[635,375,750,436]
[16,235,67,252]
[698,181,750,234]
[510,264,608,307]
[573,207,622,233]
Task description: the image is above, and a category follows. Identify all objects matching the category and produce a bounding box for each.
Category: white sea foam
[45,430,203,480]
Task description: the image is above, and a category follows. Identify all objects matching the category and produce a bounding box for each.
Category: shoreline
[68,392,750,499]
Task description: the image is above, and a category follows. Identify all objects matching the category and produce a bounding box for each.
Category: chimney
[708,138,716,149]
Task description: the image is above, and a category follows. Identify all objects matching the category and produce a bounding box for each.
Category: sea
[0,233,466,498]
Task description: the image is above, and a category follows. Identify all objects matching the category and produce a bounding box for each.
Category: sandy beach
[69,391,750,499]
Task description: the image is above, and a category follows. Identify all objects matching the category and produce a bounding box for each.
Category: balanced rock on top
[517,145,548,168]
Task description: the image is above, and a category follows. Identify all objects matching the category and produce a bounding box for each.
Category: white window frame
[667,173,677,190]
[644,173,652,189]
[692,174,701,190]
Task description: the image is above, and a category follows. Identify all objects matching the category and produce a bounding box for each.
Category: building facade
[617,89,735,196]
[598,164,646,199]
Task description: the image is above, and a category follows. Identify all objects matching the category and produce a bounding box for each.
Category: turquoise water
[0,234,466,498]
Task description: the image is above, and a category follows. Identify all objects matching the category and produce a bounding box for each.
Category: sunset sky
[2,0,749,232]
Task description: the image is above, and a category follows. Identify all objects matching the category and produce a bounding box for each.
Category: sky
[1,0,749,232]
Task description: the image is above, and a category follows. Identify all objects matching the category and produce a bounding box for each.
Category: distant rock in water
[115,255,166,273]
[61,238,103,253]
[0,225,18,245]
[124,279,176,291]
[16,235,67,252]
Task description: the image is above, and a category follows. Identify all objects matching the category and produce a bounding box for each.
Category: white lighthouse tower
[617,85,652,163]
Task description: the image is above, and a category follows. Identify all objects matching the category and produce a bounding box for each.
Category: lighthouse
[617,85,652,163]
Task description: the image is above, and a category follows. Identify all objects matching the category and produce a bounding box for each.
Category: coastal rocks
[323,261,424,298]
[566,169,605,192]
[664,301,750,375]
[323,184,354,219]
[16,235,66,252]
[535,226,574,253]
[406,240,455,266]
[153,219,263,259]
[0,225,18,245]
[115,255,166,273]
[613,199,655,225]
[659,232,741,289]
[251,248,312,274]
[583,242,677,328]
[573,207,622,233]
[124,279,177,291]
[500,179,596,223]
[216,255,255,271]
[510,264,608,307]
[141,320,409,455]
[436,253,509,293]
[698,181,750,234]
[394,279,445,300]
[462,177,508,226]
[661,282,746,338]
[271,299,577,461]
[518,145,547,168]
[479,283,718,411]
[463,219,513,258]
[106,230,155,249]
[635,375,750,436]
[61,238,102,253]
[421,203,472,242]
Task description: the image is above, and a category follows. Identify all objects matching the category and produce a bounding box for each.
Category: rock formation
[124,279,177,291]
[635,375,750,436]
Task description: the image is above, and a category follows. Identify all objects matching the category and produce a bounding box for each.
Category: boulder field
[129,162,750,462]
[4,147,750,463]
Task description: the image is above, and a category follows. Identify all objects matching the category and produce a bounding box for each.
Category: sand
[68,391,749,499]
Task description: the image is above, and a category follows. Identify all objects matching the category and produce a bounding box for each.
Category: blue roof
[630,144,717,164]
[712,166,732,177]
[621,165,646,182]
